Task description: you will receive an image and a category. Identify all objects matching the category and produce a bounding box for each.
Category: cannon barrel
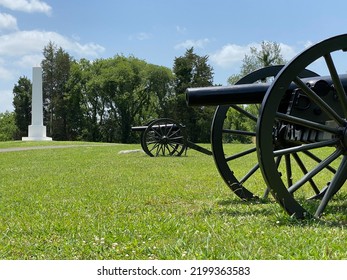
[186,74,347,107]
[186,83,269,106]
[131,123,181,132]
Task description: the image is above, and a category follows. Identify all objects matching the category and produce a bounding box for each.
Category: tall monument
[22,67,52,141]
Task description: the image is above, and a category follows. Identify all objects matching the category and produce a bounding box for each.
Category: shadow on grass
[273,214,347,228]
[214,195,347,228]
[217,197,272,206]
[214,207,276,218]
[202,197,277,218]
[273,195,347,228]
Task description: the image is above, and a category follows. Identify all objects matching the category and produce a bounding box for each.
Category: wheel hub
[160,136,169,145]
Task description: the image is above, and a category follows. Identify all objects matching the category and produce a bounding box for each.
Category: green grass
[0,141,346,260]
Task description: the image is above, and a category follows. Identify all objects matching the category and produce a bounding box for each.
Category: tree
[79,55,174,143]
[0,112,18,141]
[172,47,214,142]
[41,42,73,139]
[101,56,174,143]
[64,59,90,140]
[143,64,174,119]
[228,41,286,85]
[12,76,32,138]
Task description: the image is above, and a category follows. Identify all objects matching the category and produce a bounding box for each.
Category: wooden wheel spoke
[315,155,347,217]
[239,163,259,185]
[287,148,342,194]
[324,53,347,118]
[276,112,340,134]
[291,153,320,194]
[226,147,257,162]
[285,155,293,187]
[148,142,160,152]
[273,139,339,157]
[230,104,258,122]
[302,150,337,174]
[167,127,180,138]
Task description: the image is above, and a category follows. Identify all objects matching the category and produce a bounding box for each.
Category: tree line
[1,41,284,143]
[11,43,214,143]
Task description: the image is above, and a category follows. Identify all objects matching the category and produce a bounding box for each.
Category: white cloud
[0,62,15,80]
[0,89,13,112]
[0,0,52,15]
[210,43,254,68]
[128,32,152,41]
[0,30,105,58]
[71,41,106,57]
[0,30,105,113]
[176,25,187,34]
[0,13,18,31]
[136,32,151,41]
[279,43,297,61]
[174,38,210,50]
[15,54,43,68]
[303,40,314,49]
[210,42,298,68]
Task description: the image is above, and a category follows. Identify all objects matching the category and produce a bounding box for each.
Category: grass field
[0,141,346,260]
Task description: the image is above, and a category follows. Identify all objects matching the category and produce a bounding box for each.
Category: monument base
[22,125,52,141]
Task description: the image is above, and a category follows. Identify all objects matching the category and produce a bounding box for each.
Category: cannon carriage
[132,118,212,157]
[186,34,347,220]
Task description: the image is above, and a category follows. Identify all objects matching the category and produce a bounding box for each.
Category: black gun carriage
[186,34,347,220]
[131,118,212,157]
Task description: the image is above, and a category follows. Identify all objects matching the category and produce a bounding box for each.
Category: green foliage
[228,41,286,85]
[0,142,346,259]
[12,76,32,138]
[80,55,175,143]
[0,112,18,141]
[42,42,73,140]
[173,48,215,142]
[173,47,213,94]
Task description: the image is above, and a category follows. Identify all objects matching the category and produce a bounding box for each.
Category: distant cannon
[186,34,347,220]
[132,118,212,157]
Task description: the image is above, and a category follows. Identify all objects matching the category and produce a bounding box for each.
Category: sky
[1,0,347,112]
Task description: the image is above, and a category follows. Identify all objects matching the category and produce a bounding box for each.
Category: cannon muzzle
[186,83,269,106]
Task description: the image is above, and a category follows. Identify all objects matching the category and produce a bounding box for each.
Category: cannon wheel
[257,34,347,219]
[142,118,187,157]
[211,66,319,200]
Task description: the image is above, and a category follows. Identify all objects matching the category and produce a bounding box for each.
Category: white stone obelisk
[22,67,52,141]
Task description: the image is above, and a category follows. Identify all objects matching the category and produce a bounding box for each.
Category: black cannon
[132,118,212,157]
[186,34,347,220]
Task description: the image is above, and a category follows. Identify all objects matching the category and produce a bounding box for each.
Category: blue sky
[1,0,347,112]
